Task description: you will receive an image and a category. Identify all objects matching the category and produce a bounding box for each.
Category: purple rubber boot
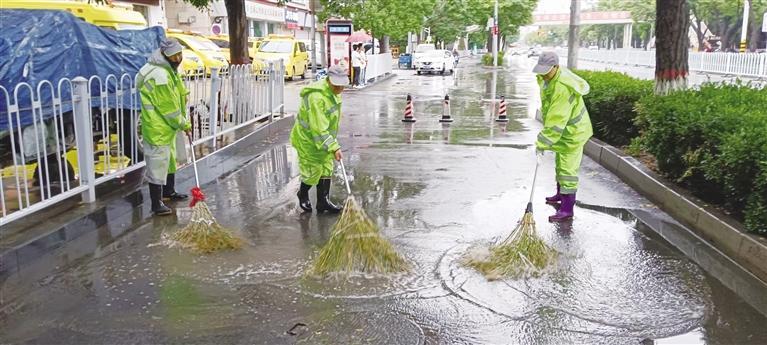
[549,193,575,222]
[545,183,562,204]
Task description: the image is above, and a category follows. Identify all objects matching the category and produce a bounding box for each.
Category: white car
[412,43,435,65]
[414,49,456,75]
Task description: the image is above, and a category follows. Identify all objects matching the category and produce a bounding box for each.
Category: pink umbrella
[345,30,372,43]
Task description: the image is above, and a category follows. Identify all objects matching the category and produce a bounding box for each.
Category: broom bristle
[170,201,243,254]
[308,197,410,276]
[464,211,558,280]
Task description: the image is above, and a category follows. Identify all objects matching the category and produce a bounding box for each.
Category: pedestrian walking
[360,45,368,86]
[351,44,363,88]
[532,51,593,222]
[291,65,349,214]
[138,38,192,216]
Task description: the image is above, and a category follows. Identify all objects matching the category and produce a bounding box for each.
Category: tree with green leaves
[592,0,656,49]
[319,0,435,52]
[185,0,250,64]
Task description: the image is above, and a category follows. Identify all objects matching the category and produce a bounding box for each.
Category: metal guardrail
[575,48,767,79]
[1,62,285,226]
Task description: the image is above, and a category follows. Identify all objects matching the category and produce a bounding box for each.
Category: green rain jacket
[535,67,593,153]
[290,79,342,166]
[138,50,191,146]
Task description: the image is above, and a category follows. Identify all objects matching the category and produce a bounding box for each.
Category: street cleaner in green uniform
[532,52,593,222]
[138,38,192,216]
[291,65,349,213]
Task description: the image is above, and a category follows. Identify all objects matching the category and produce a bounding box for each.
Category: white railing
[1,62,285,226]
[183,60,285,148]
[574,48,767,78]
[363,53,394,83]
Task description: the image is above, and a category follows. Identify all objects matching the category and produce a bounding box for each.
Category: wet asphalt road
[1,56,767,345]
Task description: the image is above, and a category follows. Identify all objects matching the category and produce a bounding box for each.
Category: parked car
[528,46,542,57]
[412,43,436,63]
[207,34,231,61]
[414,49,455,75]
[166,31,228,75]
[248,37,264,58]
[300,39,324,68]
[180,49,205,76]
[253,34,309,80]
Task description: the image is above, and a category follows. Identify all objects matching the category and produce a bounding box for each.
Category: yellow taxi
[0,0,147,30]
[180,49,206,76]
[208,35,263,60]
[207,35,231,62]
[252,34,309,80]
[166,31,228,75]
[248,37,264,58]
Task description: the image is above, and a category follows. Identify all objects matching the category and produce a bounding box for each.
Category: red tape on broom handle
[187,134,205,207]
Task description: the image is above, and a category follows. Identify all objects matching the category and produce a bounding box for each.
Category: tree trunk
[225,0,249,65]
[381,35,390,54]
[655,0,690,95]
[749,20,763,51]
[319,28,327,67]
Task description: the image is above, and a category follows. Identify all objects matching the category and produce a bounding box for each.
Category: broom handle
[187,134,200,188]
[526,153,541,212]
[338,159,352,196]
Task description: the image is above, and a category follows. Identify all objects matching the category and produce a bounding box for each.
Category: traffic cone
[439,95,453,123]
[495,96,509,122]
[402,94,416,123]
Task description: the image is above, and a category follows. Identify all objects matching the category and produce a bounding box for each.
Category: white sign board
[763,12,767,32]
[329,35,350,72]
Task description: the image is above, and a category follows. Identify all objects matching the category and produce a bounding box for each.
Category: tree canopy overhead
[319,0,538,46]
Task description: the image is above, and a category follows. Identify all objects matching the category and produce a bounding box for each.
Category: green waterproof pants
[553,145,584,195]
[298,152,334,186]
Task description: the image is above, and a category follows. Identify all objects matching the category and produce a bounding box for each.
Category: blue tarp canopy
[0,9,164,132]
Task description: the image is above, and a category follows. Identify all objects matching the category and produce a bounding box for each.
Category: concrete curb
[351,72,396,91]
[584,138,767,284]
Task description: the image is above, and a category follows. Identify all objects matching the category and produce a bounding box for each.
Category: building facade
[162,0,318,40]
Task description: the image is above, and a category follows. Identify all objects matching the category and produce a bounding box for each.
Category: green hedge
[574,70,653,147]
[635,83,767,234]
[482,52,504,66]
[551,70,767,234]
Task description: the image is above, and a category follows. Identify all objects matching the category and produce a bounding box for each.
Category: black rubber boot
[316,178,343,214]
[297,182,313,213]
[162,173,189,201]
[149,183,172,216]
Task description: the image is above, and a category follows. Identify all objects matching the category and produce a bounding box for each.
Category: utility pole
[310,0,317,74]
[740,0,750,52]
[567,0,581,69]
[492,0,499,67]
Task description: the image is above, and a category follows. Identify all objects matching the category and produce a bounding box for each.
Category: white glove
[536,148,545,158]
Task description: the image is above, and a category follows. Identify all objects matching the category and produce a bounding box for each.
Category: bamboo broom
[308,159,409,276]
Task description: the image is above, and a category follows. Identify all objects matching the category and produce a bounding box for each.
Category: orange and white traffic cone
[495,95,509,122]
[402,94,416,123]
[439,94,453,123]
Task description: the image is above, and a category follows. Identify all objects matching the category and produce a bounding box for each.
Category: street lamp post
[310,0,317,74]
[740,0,751,52]
[492,0,498,67]
[490,0,499,120]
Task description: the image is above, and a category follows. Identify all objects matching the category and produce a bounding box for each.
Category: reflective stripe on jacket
[535,67,593,152]
[290,79,342,155]
[138,50,190,147]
